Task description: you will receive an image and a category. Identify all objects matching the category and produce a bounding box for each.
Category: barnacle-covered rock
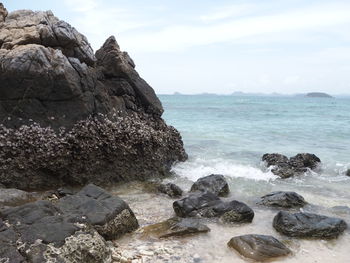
[0,4,187,190]
[0,184,137,262]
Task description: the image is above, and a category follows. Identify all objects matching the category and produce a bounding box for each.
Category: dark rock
[0,184,137,262]
[262,153,289,167]
[143,217,210,238]
[173,192,254,222]
[0,4,187,190]
[217,201,254,223]
[227,234,291,261]
[0,188,35,207]
[157,183,183,198]
[258,191,307,208]
[173,191,221,217]
[346,169,350,177]
[262,153,321,178]
[289,153,321,170]
[0,221,26,263]
[190,174,229,197]
[273,211,347,239]
[57,184,139,240]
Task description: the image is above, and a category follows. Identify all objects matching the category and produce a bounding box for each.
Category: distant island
[306,92,333,98]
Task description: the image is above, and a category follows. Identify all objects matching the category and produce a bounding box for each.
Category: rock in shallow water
[262,153,321,178]
[258,191,307,208]
[273,211,347,239]
[346,169,350,177]
[228,234,291,261]
[173,192,254,223]
[142,217,210,238]
[190,174,229,197]
[157,183,183,198]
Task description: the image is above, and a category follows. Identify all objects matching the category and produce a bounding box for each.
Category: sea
[114,95,350,263]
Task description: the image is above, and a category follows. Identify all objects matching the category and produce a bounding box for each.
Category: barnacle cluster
[0,113,187,189]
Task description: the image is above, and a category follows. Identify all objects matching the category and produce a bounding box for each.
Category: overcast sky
[3,0,350,94]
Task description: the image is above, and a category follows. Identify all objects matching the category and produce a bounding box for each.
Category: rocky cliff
[0,4,187,190]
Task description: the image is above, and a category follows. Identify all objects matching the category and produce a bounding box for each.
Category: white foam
[171,157,277,182]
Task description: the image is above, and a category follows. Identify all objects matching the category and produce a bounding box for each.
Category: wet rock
[173,191,221,217]
[57,184,139,240]
[330,206,350,216]
[346,169,350,177]
[142,217,210,238]
[262,153,289,167]
[262,153,321,178]
[218,201,254,223]
[227,234,291,261]
[273,211,347,239]
[258,191,307,208]
[0,3,187,190]
[0,188,35,207]
[173,192,254,222]
[157,183,183,198]
[289,153,321,170]
[190,174,229,197]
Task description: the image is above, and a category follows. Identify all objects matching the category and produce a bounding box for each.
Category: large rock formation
[0,4,187,190]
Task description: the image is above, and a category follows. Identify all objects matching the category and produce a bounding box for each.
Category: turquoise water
[160,95,350,202]
[114,95,350,263]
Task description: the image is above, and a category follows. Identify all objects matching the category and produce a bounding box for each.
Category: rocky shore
[0,3,349,263]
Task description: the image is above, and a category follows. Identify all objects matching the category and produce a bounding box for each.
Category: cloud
[122,2,350,52]
[199,3,257,22]
[63,0,159,50]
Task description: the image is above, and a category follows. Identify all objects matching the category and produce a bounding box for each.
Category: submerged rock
[157,183,183,198]
[258,191,307,208]
[142,217,210,238]
[190,174,229,197]
[0,184,137,262]
[273,211,347,239]
[262,153,321,178]
[228,234,291,261]
[0,188,35,207]
[173,192,254,222]
[0,4,187,190]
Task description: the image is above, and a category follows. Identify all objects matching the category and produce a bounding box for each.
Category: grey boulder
[227,234,291,261]
[0,184,138,262]
[273,211,347,239]
[190,174,229,197]
[258,191,307,208]
[173,192,254,223]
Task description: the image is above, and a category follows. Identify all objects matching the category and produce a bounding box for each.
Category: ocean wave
[171,157,277,182]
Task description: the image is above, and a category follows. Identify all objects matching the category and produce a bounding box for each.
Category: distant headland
[305,92,333,98]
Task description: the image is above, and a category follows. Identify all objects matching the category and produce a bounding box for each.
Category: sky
[3,0,350,95]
